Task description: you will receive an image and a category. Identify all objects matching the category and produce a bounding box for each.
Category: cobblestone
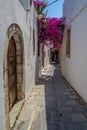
[14,65,87,130]
[31,65,87,130]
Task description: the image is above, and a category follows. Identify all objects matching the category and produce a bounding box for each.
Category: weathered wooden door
[8,37,17,111]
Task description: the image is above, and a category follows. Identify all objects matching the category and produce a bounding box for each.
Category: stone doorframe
[3,24,25,130]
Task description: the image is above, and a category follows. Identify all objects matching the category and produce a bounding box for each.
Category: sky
[44,0,64,18]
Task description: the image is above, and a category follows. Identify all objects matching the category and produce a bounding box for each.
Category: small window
[66,27,71,58]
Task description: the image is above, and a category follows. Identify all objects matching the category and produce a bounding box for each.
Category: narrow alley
[1,1,87,130]
[14,65,87,130]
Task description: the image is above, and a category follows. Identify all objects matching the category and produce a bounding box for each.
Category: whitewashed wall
[25,2,38,97]
[39,44,50,75]
[62,0,87,102]
[44,46,50,68]
[0,0,38,129]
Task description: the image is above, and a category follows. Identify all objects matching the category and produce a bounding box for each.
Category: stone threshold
[10,99,25,130]
[12,99,38,130]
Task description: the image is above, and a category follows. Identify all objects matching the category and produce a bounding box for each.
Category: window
[66,27,71,58]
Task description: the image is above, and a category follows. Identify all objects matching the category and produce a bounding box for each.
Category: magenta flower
[33,0,47,14]
[33,0,65,49]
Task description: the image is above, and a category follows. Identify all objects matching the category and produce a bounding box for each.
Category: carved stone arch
[7,24,22,39]
[4,24,25,130]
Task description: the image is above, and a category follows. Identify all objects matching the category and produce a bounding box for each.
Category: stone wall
[0,0,38,130]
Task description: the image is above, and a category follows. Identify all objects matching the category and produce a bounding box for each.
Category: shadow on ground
[34,65,87,130]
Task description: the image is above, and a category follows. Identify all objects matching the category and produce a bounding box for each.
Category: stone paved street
[30,65,87,130]
[14,65,87,130]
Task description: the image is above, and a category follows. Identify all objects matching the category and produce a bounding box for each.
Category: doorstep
[10,100,25,130]
[12,95,38,130]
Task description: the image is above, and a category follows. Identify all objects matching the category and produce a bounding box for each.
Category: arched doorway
[4,24,25,130]
[8,37,17,111]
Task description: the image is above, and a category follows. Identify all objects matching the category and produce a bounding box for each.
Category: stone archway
[4,24,25,130]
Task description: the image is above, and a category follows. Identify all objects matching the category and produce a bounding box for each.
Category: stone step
[10,100,25,130]
[13,99,38,130]
[28,105,38,130]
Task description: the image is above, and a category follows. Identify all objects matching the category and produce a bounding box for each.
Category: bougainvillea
[33,0,65,48]
[33,0,47,14]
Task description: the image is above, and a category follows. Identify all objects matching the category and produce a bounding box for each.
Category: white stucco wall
[44,46,50,68]
[24,2,38,97]
[0,0,38,129]
[62,0,87,102]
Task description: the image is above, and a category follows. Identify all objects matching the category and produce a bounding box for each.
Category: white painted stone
[62,0,87,103]
[0,0,38,130]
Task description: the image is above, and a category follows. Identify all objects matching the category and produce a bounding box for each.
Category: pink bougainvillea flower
[33,0,47,14]
[33,0,65,48]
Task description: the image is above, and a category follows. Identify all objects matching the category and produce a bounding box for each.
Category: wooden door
[8,37,17,111]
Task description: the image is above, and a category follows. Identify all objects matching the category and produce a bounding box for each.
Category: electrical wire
[46,0,59,7]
